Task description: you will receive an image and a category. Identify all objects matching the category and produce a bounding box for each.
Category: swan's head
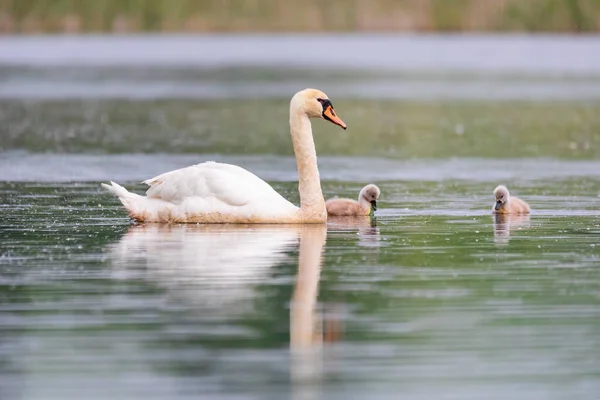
[291,88,347,130]
[360,184,381,211]
[494,185,510,210]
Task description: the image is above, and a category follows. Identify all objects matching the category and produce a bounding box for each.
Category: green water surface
[1,177,599,399]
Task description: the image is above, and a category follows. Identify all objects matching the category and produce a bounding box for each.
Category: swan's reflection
[109,223,333,340]
[108,223,332,397]
[290,225,327,400]
[290,225,327,349]
[108,223,300,311]
[493,214,531,245]
[327,216,380,246]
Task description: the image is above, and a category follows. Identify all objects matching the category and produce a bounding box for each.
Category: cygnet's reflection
[327,216,380,246]
[108,223,300,311]
[493,214,531,245]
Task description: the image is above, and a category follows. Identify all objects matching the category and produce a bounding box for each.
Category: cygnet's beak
[323,105,347,130]
[495,200,502,210]
[370,200,377,211]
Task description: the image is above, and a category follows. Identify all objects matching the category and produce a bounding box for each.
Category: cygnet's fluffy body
[326,184,381,217]
[492,185,530,215]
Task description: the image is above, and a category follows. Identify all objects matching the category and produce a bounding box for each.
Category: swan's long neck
[290,109,326,220]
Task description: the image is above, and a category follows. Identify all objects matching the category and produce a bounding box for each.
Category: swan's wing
[142,161,293,207]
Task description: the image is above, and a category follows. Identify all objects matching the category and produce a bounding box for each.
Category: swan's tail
[101,181,146,220]
[101,181,133,199]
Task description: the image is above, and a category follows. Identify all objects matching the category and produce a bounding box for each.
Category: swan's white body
[103,162,298,223]
[102,88,347,223]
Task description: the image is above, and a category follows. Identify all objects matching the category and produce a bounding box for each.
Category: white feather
[102,161,299,223]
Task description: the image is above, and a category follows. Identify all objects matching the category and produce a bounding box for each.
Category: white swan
[101,88,347,223]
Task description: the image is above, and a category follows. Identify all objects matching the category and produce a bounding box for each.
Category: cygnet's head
[494,185,510,210]
[360,184,381,211]
[291,88,347,130]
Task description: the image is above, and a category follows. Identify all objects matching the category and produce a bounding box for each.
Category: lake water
[0,34,600,399]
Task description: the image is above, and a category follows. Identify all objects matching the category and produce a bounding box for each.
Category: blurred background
[1,0,600,162]
[1,1,600,400]
[0,0,599,163]
[0,0,599,33]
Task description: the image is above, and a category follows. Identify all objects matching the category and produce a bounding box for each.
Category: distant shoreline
[0,0,598,34]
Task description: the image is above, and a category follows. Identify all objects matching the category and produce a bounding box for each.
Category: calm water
[1,176,599,399]
[1,34,600,399]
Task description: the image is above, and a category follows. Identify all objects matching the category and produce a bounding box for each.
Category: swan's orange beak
[323,105,347,130]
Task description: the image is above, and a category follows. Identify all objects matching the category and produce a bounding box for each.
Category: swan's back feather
[143,161,289,207]
[100,161,301,222]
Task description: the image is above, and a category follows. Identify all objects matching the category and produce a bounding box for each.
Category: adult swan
[101,88,347,224]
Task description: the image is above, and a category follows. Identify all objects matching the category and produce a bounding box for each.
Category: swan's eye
[317,98,332,108]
